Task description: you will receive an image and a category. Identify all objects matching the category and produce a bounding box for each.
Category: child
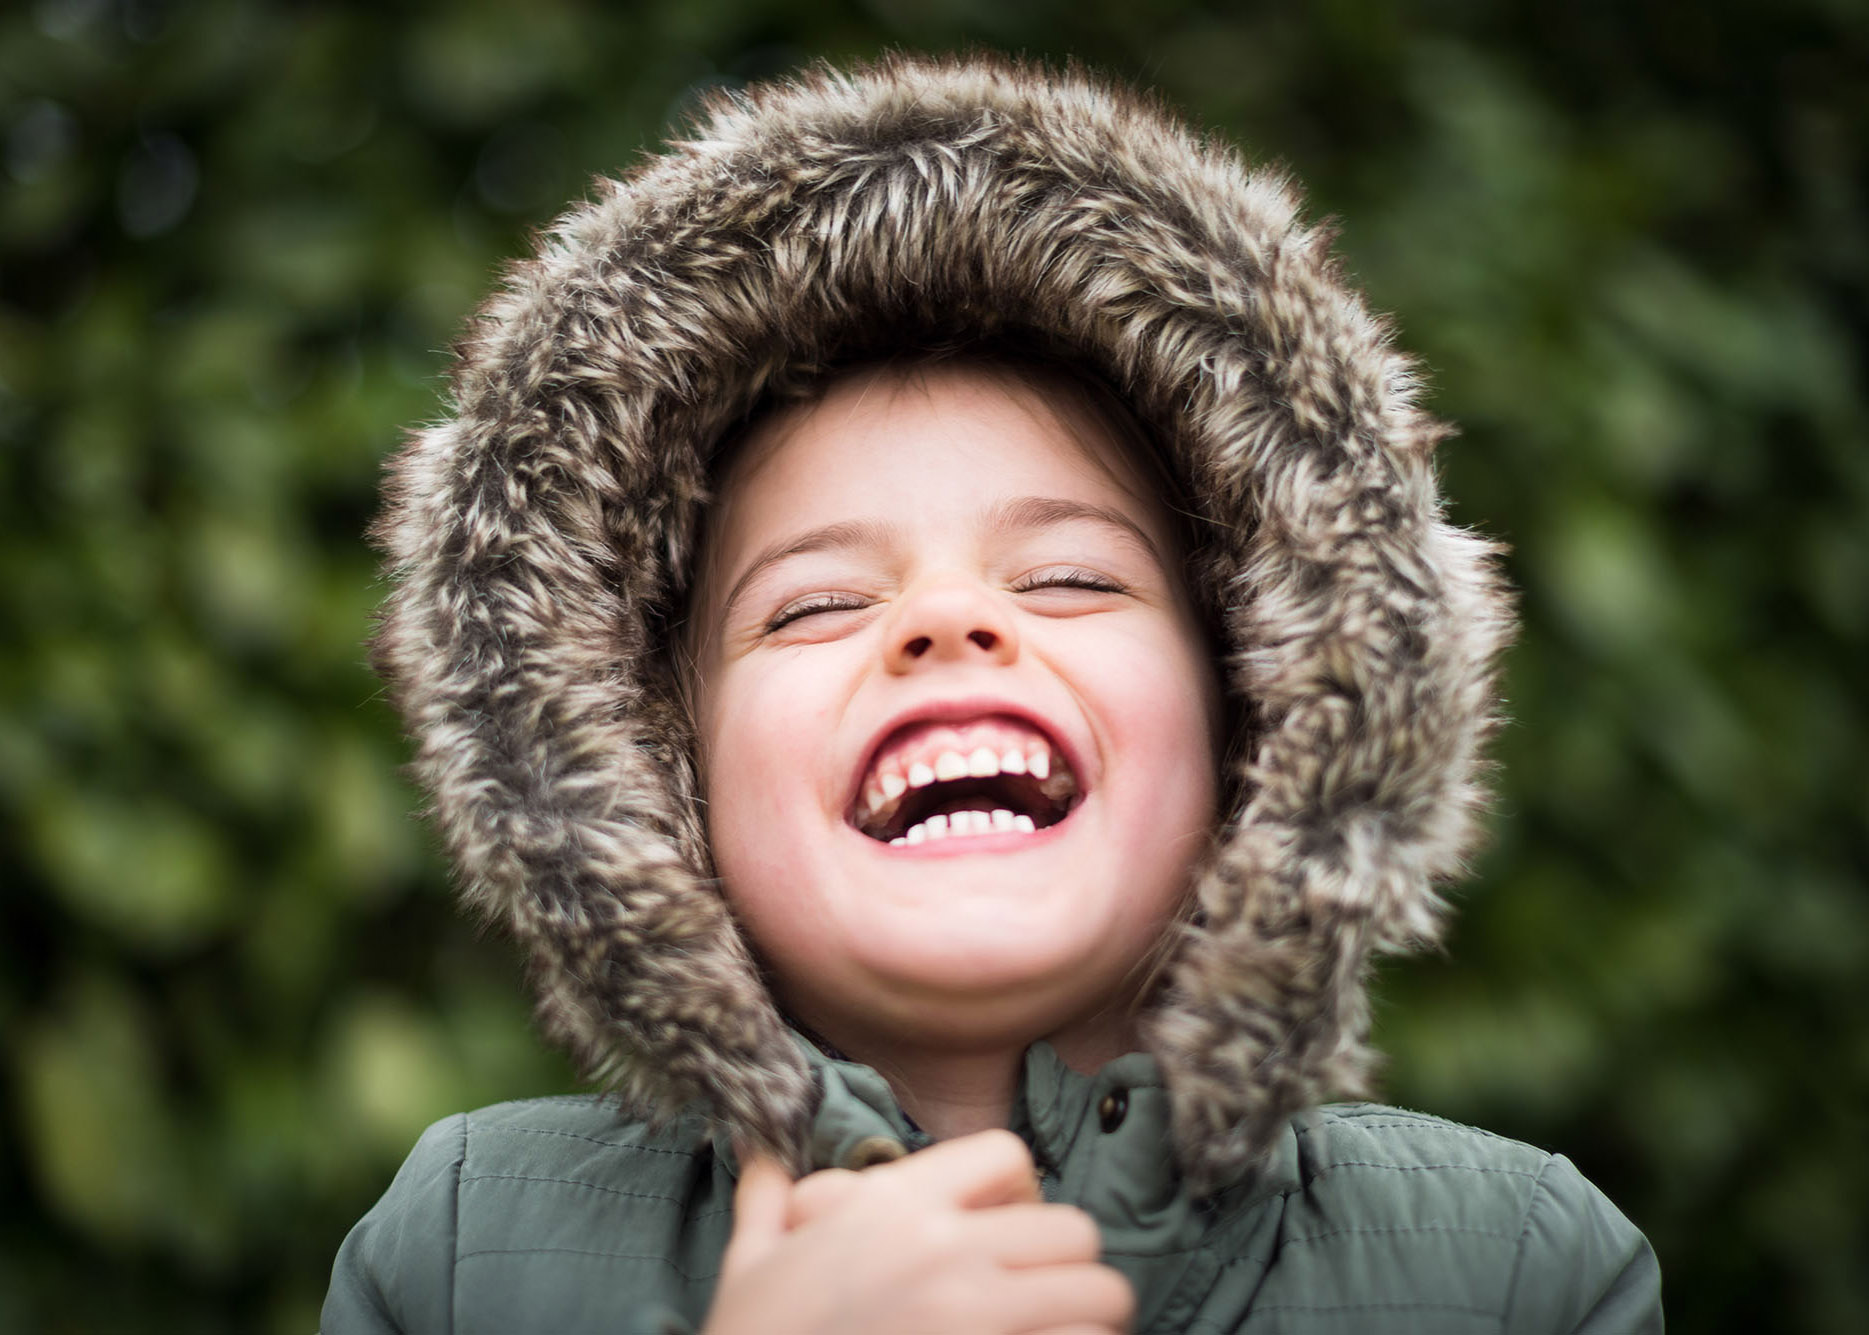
[324,55,1662,1334]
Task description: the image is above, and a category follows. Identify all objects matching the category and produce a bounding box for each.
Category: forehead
[701,360,1172,566]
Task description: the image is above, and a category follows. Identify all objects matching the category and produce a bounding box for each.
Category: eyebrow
[719,519,898,623]
[718,495,1160,622]
[986,496,1161,562]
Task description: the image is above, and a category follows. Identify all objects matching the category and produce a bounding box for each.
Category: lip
[843,694,1088,825]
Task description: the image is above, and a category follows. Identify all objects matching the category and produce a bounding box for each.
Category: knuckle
[902,1204,965,1257]
[972,1127,1035,1176]
[804,1165,859,1188]
[791,1166,856,1207]
[981,1127,1032,1160]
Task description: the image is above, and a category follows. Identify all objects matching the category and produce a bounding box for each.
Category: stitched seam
[1320,1161,1541,1178]
[1202,1247,1275,1278]
[1284,1222,1519,1245]
[501,1126,700,1156]
[459,1171,687,1205]
[1177,1199,1518,1328]
[1502,1155,1559,1335]
[1302,1119,1519,1142]
[1251,1300,1499,1315]
[449,1114,466,1333]
[457,1246,717,1282]
[1162,1218,1513,1279]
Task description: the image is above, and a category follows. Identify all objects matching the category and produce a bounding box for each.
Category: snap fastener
[1097,1090,1128,1133]
[841,1135,908,1170]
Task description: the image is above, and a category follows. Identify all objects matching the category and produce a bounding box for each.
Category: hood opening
[370,53,1512,1188]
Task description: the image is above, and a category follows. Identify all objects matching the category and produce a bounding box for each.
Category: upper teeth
[908,746,1049,790]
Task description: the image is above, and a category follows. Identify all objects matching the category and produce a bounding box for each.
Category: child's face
[690,363,1219,1060]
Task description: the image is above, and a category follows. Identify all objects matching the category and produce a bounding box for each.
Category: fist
[705,1129,1134,1335]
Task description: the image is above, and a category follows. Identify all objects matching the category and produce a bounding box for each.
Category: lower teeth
[889,809,1038,846]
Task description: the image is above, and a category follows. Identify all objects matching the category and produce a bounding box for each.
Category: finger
[882,1128,1042,1208]
[786,1167,861,1228]
[964,1203,1104,1269]
[720,1152,792,1278]
[998,1262,1136,1333]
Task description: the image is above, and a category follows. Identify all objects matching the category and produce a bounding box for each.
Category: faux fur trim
[370,53,1512,1189]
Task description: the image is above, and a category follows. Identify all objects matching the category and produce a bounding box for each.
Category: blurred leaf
[15,975,184,1243]
[1536,497,1680,656]
[321,994,461,1160]
[25,785,234,951]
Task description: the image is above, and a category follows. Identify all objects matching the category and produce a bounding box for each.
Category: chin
[817,930,1143,1039]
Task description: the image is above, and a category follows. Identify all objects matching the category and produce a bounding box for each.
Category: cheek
[1118,657,1220,937]
[1091,620,1222,811]
[1097,643,1222,927]
[697,655,851,878]
[700,706,800,941]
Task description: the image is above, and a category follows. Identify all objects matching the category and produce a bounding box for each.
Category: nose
[883,576,1020,674]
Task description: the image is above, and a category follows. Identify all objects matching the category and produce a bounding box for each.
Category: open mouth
[850,715,1082,846]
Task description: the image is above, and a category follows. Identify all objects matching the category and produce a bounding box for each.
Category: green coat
[322,1045,1661,1334]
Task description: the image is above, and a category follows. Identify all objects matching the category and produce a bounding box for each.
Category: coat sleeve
[320,1114,468,1335]
[320,1112,703,1335]
[1502,1154,1664,1335]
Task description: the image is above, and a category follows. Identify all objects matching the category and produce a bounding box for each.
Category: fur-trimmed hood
[371,54,1511,1192]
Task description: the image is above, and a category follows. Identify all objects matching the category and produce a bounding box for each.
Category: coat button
[841,1135,908,1170]
[1097,1090,1128,1133]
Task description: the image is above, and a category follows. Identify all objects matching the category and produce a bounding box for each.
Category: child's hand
[704,1129,1134,1335]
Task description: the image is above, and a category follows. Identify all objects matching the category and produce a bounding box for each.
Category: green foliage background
[2,1,1863,1330]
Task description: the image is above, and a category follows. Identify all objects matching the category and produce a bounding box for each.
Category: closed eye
[764,593,871,633]
[1011,566,1127,595]
[766,568,1123,633]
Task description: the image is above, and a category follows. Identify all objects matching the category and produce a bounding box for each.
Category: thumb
[721,1152,792,1279]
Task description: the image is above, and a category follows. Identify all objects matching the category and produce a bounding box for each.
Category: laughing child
[323,55,1663,1335]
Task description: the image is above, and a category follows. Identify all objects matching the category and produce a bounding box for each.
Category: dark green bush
[3,2,1862,1330]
